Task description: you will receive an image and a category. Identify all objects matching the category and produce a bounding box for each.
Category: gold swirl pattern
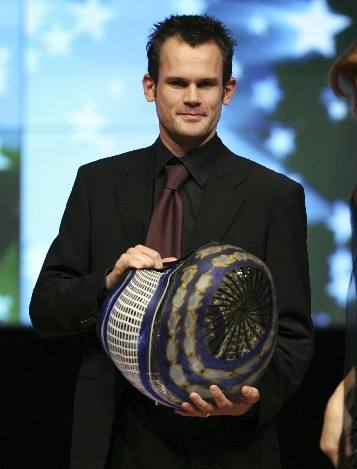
[167,264,199,389]
[181,265,198,286]
[164,244,277,397]
[195,245,227,259]
[101,242,276,407]
[211,254,239,267]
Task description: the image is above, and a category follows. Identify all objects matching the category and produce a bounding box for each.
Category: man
[30,14,313,469]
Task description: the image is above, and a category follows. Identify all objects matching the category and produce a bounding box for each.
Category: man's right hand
[105,244,176,290]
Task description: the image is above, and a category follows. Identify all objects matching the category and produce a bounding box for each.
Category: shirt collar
[154,134,220,188]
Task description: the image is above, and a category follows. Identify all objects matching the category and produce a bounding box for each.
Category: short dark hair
[146,14,236,85]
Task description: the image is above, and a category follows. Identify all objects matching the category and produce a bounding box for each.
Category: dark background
[0,328,343,469]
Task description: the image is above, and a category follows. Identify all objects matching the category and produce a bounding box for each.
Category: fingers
[174,386,260,418]
[162,257,177,263]
[231,386,260,416]
[210,385,258,416]
[188,393,215,417]
[122,246,162,270]
[126,245,164,268]
[106,244,167,290]
[175,402,205,418]
[210,385,231,408]
[210,385,259,408]
[210,385,242,415]
[175,395,214,418]
[240,386,260,405]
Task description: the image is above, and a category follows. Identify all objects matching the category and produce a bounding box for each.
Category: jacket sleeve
[256,181,314,426]
[30,166,107,338]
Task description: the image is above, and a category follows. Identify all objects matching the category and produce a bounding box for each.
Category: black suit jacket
[30,139,313,469]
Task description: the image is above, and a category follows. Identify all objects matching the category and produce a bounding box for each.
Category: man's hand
[174,385,260,418]
[106,244,176,290]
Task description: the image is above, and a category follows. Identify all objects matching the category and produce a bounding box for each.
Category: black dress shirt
[152,134,220,256]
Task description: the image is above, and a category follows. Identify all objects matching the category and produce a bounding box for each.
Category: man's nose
[184,85,201,106]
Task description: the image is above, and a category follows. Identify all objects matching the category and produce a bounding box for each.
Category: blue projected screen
[0,0,355,327]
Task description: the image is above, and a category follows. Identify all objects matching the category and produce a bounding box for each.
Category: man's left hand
[174,385,260,418]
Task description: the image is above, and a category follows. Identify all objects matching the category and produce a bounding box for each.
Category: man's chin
[173,128,213,145]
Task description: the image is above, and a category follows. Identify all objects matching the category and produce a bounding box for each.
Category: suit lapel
[113,141,249,252]
[187,145,249,253]
[114,146,155,246]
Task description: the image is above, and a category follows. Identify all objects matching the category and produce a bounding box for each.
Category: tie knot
[164,164,189,190]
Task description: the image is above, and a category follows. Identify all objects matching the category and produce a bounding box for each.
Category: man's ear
[223,76,237,105]
[143,73,156,102]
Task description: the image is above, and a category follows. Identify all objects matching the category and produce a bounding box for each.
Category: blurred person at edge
[320,42,357,469]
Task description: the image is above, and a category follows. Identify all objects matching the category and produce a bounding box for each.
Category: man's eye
[170,80,186,87]
[199,81,215,88]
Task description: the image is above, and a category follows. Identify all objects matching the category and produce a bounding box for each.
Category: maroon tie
[146,164,189,259]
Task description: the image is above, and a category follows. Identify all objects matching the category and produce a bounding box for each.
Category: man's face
[143,36,236,155]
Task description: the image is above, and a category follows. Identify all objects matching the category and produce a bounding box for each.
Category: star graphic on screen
[42,24,75,57]
[326,247,352,307]
[265,125,296,159]
[320,87,348,121]
[109,80,125,97]
[0,295,12,321]
[247,15,268,36]
[68,0,116,41]
[300,186,330,224]
[172,0,207,14]
[326,100,349,121]
[25,0,52,37]
[326,200,351,245]
[68,102,108,143]
[282,0,351,57]
[312,311,331,328]
[0,46,11,95]
[251,76,283,113]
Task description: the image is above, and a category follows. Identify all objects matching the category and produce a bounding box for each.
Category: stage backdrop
[0,0,355,327]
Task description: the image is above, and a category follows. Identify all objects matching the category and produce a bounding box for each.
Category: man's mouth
[178,112,206,120]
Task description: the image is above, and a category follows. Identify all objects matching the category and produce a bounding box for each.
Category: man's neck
[159,131,217,157]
